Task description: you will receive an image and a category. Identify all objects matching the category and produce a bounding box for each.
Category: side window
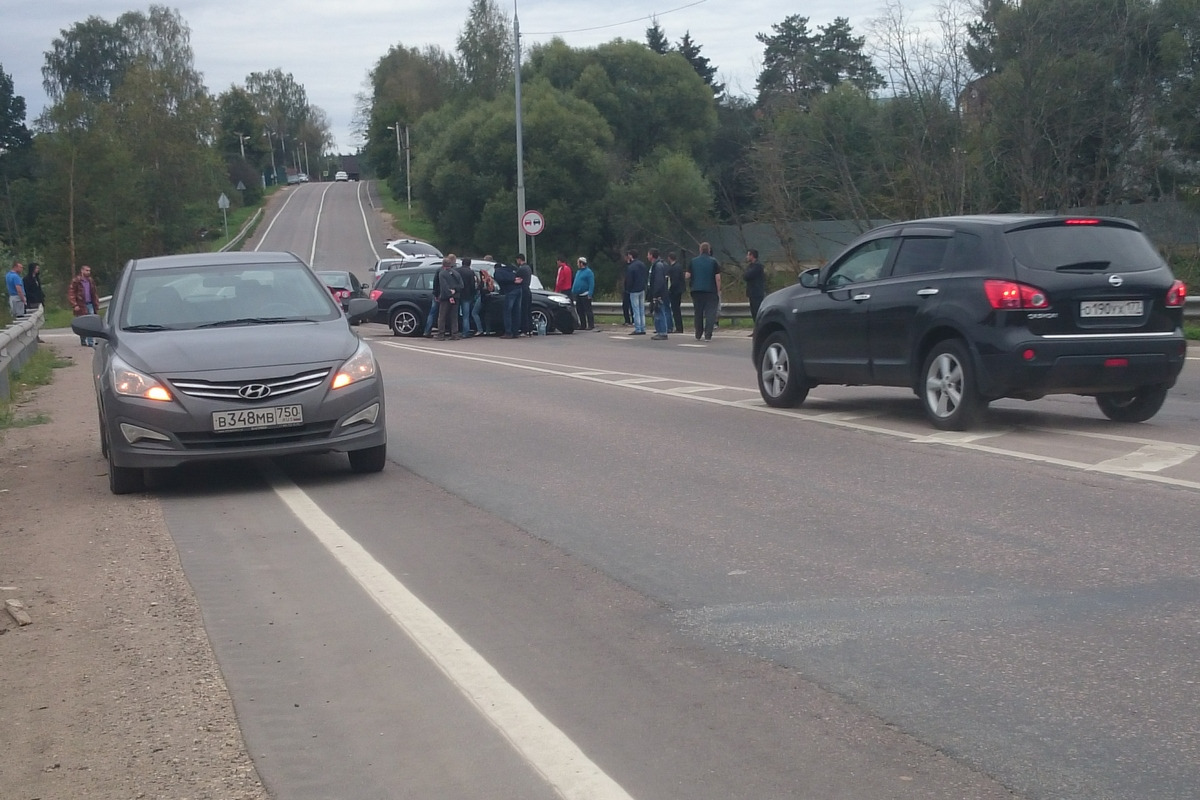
[948,231,985,272]
[827,238,893,287]
[890,237,950,278]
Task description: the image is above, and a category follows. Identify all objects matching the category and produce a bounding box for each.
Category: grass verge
[1,348,72,430]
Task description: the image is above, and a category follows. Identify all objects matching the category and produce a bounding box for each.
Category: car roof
[128,251,306,271]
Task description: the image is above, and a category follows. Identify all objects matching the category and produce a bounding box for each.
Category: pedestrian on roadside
[621,276,632,326]
[6,260,26,319]
[744,248,766,336]
[667,251,685,333]
[435,254,463,340]
[456,257,477,337]
[423,270,441,337]
[624,248,648,335]
[571,256,595,331]
[648,248,670,340]
[68,264,98,346]
[24,262,45,312]
[515,253,533,335]
[686,243,721,342]
[494,259,521,338]
[555,256,573,294]
[473,263,493,334]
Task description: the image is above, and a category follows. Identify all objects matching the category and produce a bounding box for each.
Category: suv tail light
[369,289,382,301]
[984,279,1050,310]
[1166,280,1186,308]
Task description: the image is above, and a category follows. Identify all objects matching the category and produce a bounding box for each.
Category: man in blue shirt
[624,249,648,335]
[686,242,722,341]
[6,261,26,318]
[571,257,596,331]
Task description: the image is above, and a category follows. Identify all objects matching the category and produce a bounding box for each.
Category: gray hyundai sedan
[72,251,387,494]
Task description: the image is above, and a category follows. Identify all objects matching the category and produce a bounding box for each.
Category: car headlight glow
[111,355,173,401]
[332,340,377,389]
[547,294,570,305]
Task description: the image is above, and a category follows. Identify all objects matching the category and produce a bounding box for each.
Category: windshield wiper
[197,317,310,328]
[123,324,173,331]
[1055,260,1111,272]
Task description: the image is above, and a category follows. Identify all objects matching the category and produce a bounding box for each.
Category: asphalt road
[151,181,1200,799]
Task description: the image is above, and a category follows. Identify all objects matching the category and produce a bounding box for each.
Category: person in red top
[555,257,573,294]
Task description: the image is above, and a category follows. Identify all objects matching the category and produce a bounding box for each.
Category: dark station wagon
[753,215,1188,429]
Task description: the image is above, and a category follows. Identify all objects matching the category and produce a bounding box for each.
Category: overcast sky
[2,0,942,152]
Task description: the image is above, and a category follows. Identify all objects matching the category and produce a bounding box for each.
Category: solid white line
[376,340,1200,491]
[309,182,335,266]
[261,464,635,800]
[251,187,303,252]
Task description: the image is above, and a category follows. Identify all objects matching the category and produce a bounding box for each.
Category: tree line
[4,0,1200,302]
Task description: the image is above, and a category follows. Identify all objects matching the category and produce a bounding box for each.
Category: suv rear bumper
[976,333,1188,398]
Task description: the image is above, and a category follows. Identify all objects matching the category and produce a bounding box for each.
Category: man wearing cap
[571,257,595,330]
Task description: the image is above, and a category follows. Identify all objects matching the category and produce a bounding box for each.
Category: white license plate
[212,405,304,433]
[1080,300,1143,318]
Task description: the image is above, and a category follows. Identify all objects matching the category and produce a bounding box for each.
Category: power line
[522,0,710,36]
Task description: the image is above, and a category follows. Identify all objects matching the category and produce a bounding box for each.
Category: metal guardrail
[220,208,263,253]
[595,297,1199,322]
[1,308,44,400]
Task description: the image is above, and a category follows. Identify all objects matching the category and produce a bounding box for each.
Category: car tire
[921,339,984,431]
[1095,383,1169,423]
[757,332,809,408]
[531,308,552,334]
[348,443,387,473]
[107,447,145,495]
[389,307,421,337]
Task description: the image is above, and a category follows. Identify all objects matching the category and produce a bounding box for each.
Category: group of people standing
[7,261,101,346]
[618,243,725,341]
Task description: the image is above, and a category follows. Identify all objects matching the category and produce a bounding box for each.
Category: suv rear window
[1006,223,1165,272]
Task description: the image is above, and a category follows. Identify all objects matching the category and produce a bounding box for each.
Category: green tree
[0,63,33,250]
[755,15,884,111]
[645,19,670,55]
[676,32,725,98]
[457,0,513,101]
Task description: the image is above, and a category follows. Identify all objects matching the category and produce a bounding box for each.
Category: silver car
[72,251,387,494]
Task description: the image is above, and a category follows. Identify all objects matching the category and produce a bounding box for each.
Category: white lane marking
[1095,444,1198,472]
[375,341,1200,491]
[251,187,304,251]
[357,180,382,261]
[309,182,336,266]
[262,463,636,800]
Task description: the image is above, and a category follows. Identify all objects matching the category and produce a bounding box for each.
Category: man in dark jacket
[744,248,766,336]
[515,254,533,335]
[686,242,722,341]
[666,251,685,333]
[435,255,463,340]
[648,248,670,340]
[456,257,477,337]
[494,260,520,338]
[624,248,648,335]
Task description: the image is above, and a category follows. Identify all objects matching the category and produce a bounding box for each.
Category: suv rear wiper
[1055,260,1111,272]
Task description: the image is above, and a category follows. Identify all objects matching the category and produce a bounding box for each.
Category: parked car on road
[369,262,577,336]
[71,251,387,494]
[384,238,442,259]
[334,171,349,182]
[315,269,370,314]
[753,214,1188,429]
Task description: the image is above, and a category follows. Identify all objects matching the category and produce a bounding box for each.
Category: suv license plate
[213,405,304,433]
[1080,300,1143,318]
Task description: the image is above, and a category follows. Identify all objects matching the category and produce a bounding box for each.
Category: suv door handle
[916,288,939,296]
[852,293,871,302]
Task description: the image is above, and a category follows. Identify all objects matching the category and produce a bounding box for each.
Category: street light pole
[232,131,247,159]
[263,129,277,184]
[387,123,412,212]
[514,6,528,260]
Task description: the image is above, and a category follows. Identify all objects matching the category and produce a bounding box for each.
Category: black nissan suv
[752,215,1188,429]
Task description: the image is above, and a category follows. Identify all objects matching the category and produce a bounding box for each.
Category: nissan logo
[1108,274,1124,287]
[238,383,272,399]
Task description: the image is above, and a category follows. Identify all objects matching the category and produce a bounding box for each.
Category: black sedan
[369,263,578,336]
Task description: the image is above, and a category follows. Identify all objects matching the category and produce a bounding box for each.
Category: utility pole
[232,131,248,160]
[387,123,412,211]
[263,129,277,184]
[514,5,527,260]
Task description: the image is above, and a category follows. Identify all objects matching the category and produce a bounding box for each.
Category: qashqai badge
[238,383,272,399]
[1108,274,1124,287]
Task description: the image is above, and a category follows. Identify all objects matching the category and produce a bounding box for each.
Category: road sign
[218,193,230,209]
[521,209,545,237]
